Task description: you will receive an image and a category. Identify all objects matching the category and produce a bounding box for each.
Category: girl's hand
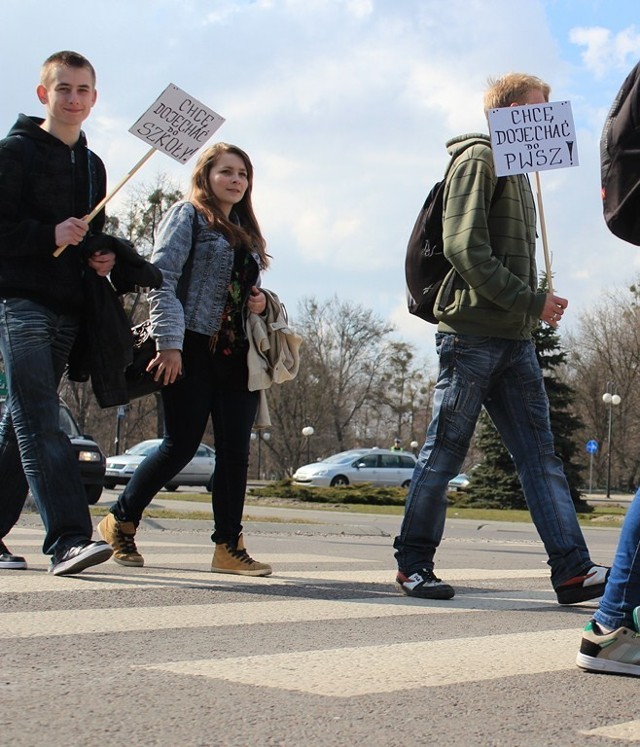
[247,286,266,314]
[147,348,183,385]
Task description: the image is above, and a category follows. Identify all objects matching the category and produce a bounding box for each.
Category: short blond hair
[40,50,96,88]
[483,73,550,113]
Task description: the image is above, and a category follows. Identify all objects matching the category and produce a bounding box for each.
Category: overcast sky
[3,0,640,370]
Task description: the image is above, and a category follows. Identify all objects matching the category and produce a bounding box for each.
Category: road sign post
[586,439,599,495]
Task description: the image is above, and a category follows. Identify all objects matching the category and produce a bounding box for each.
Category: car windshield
[125,441,159,457]
[58,405,81,438]
[322,451,368,465]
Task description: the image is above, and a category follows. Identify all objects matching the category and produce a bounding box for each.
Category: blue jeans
[394,333,592,587]
[594,490,640,630]
[0,298,92,555]
[113,331,259,543]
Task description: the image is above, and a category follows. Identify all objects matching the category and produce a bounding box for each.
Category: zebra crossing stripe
[142,628,579,697]
[0,562,550,594]
[580,720,640,741]
[0,589,557,639]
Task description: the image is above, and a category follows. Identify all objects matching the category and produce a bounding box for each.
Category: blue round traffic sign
[586,439,599,454]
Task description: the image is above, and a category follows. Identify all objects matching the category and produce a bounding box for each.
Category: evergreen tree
[460,410,522,509]
[534,304,588,509]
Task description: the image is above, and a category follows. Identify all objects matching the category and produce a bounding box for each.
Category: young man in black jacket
[0,51,114,575]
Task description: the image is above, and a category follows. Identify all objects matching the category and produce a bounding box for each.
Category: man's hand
[54,217,89,248]
[87,250,116,276]
[541,293,568,328]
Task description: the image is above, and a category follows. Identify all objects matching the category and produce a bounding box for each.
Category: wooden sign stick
[534,170,554,295]
[53,146,157,257]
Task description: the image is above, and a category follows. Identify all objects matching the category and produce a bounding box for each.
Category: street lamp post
[302,426,314,463]
[114,405,128,456]
[251,430,271,480]
[602,384,621,498]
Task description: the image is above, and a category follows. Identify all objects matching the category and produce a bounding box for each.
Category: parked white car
[104,439,215,491]
[448,473,471,491]
[292,448,416,488]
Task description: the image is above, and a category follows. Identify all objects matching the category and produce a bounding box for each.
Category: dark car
[58,400,106,505]
[0,397,106,505]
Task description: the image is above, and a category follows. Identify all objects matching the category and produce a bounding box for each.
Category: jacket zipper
[70,148,76,218]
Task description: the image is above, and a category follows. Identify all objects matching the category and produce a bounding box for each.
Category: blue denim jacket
[148,201,261,350]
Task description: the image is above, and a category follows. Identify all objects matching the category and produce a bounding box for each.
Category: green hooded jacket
[435,132,547,339]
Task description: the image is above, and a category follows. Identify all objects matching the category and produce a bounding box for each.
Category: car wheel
[85,484,103,505]
[206,475,214,491]
[401,480,411,489]
[164,482,179,491]
[103,480,116,490]
[330,475,349,487]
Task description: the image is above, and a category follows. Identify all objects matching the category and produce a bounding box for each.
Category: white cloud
[570,25,640,78]
[4,0,640,361]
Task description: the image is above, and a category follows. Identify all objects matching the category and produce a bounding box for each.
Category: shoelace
[228,546,255,564]
[422,569,444,583]
[116,530,139,554]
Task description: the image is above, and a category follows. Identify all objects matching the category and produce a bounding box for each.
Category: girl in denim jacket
[98,143,272,576]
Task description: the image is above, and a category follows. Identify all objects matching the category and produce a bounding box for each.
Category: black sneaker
[49,540,113,576]
[396,568,455,599]
[555,565,610,605]
[0,540,27,570]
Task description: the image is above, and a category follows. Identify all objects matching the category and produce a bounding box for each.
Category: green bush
[248,478,408,506]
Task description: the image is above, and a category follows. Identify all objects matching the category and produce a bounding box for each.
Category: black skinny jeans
[113,331,259,544]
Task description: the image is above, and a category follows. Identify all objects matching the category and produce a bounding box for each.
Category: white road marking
[0,589,558,638]
[143,628,580,697]
[0,565,550,594]
[580,720,640,740]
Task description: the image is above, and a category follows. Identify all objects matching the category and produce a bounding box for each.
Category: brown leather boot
[211,534,272,576]
[97,513,144,567]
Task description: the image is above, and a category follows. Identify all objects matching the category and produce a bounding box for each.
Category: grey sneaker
[577,607,640,676]
[49,540,112,576]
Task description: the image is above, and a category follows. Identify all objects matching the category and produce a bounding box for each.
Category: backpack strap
[437,145,507,313]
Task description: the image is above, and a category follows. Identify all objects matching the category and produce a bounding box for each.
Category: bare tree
[566,283,640,492]
[296,296,395,450]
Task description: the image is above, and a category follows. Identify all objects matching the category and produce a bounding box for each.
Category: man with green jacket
[394,72,608,604]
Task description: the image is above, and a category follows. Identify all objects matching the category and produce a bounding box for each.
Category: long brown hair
[188,142,269,268]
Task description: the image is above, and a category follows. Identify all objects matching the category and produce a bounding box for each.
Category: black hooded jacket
[0,114,107,312]
[0,114,162,407]
[67,234,163,408]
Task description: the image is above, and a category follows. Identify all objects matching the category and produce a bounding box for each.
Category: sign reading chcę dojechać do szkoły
[128,83,226,164]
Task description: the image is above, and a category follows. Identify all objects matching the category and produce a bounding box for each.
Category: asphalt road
[2,496,637,747]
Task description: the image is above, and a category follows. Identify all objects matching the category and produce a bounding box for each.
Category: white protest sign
[54,84,225,256]
[128,83,226,164]
[488,100,578,177]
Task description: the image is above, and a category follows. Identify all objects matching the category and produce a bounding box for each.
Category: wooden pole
[53,146,157,257]
[534,170,553,295]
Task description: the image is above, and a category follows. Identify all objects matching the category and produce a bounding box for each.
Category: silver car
[104,439,215,491]
[292,448,416,488]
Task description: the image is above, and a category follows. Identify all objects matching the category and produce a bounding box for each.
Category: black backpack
[600,61,640,245]
[405,143,505,323]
